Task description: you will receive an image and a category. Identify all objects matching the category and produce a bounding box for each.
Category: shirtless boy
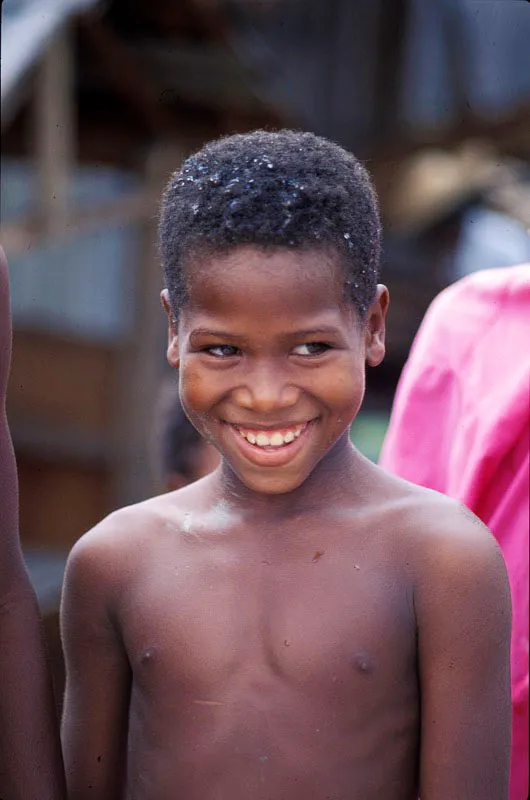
[0,248,66,799]
[61,130,512,800]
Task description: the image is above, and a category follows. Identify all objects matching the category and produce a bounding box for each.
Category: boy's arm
[415,507,512,800]
[0,247,66,799]
[61,532,132,800]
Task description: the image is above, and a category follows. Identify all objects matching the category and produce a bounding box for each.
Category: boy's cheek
[178,363,221,411]
[319,364,366,418]
[178,366,226,442]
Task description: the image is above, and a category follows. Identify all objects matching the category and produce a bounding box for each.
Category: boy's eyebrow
[190,326,342,340]
[190,328,246,340]
[286,326,342,338]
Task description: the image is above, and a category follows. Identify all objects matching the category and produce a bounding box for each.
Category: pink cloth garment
[380,265,529,800]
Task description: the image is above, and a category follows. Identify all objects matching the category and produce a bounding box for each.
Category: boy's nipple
[351,652,375,675]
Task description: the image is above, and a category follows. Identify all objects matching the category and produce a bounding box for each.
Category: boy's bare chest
[120,537,416,703]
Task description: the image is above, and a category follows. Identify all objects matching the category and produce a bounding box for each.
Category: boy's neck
[214,433,371,523]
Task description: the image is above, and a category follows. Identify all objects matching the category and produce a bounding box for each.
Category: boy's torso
[112,473,421,800]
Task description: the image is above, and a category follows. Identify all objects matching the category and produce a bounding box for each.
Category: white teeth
[235,423,309,448]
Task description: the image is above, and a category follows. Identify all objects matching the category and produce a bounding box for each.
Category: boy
[152,377,220,492]
[61,130,512,800]
[0,248,66,799]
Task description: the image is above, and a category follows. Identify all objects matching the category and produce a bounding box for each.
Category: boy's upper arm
[415,505,512,800]
[61,526,131,800]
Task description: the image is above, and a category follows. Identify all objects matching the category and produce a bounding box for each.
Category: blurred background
[1,0,530,704]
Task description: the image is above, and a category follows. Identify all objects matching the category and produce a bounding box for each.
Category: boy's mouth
[224,420,316,468]
[233,422,308,449]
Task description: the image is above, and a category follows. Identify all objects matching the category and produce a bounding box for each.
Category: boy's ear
[365,284,389,368]
[161,290,179,369]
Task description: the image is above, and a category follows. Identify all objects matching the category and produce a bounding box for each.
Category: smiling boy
[61,131,512,800]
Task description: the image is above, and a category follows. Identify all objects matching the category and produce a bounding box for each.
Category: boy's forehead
[180,245,355,333]
[186,244,343,300]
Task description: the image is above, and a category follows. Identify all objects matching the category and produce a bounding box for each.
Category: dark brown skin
[0,248,66,799]
[61,246,512,800]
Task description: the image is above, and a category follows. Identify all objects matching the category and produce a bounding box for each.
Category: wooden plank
[17,455,109,551]
[109,144,183,507]
[0,188,158,257]
[34,24,75,238]
[9,421,111,466]
[7,332,114,433]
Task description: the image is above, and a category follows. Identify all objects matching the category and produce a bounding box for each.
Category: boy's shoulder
[64,476,217,588]
[373,466,505,587]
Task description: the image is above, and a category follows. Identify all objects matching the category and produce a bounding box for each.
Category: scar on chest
[350,652,375,675]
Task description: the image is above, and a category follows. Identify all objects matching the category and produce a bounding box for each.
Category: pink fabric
[380,265,529,800]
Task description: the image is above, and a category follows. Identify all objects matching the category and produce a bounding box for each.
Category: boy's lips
[223,420,316,468]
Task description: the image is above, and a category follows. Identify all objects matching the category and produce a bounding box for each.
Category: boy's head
[158,130,388,496]
[152,379,220,492]
[159,129,381,322]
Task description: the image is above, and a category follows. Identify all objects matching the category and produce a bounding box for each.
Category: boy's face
[163,246,388,495]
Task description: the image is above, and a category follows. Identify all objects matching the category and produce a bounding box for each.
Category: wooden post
[110,143,184,508]
[0,189,159,256]
[34,24,75,238]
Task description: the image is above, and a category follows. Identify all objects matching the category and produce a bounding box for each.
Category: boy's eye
[204,344,240,358]
[292,342,331,356]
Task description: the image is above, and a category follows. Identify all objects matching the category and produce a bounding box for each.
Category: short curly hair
[159,129,381,319]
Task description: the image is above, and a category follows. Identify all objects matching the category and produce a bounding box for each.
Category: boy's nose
[232,366,300,413]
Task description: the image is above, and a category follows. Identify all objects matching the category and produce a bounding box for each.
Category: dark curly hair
[159,129,381,319]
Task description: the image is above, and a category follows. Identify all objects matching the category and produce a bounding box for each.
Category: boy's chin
[227,464,313,496]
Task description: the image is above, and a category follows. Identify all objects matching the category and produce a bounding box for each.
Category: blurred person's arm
[0,248,66,799]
